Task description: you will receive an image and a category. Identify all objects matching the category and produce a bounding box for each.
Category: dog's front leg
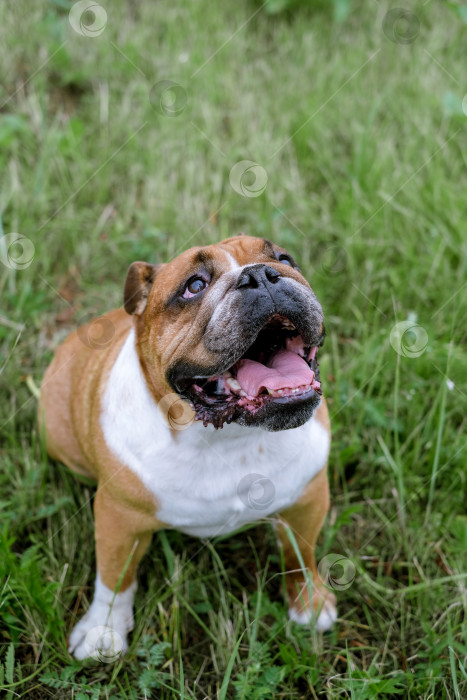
[276,466,337,631]
[68,486,156,660]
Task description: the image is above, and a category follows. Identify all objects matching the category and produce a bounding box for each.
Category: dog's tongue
[236,350,315,397]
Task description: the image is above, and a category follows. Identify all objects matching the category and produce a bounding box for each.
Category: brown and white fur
[39,235,336,659]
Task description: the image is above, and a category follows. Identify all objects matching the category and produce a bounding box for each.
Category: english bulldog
[39,234,337,660]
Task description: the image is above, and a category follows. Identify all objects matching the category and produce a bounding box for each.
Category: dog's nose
[235,264,281,289]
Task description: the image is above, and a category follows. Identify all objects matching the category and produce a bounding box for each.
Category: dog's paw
[315,597,338,630]
[68,576,136,661]
[68,615,129,661]
[288,591,337,631]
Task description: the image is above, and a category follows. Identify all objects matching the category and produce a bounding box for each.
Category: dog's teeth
[226,378,241,392]
[266,383,317,398]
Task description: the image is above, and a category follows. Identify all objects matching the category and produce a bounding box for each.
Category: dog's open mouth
[184,314,323,428]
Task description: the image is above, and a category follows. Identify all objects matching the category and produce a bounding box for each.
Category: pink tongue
[236,350,315,397]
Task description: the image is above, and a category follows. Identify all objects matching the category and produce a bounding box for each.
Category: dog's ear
[124,262,163,315]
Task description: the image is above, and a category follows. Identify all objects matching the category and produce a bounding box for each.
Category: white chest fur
[100,331,330,538]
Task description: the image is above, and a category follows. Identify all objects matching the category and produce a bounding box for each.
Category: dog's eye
[276,253,295,267]
[182,276,208,299]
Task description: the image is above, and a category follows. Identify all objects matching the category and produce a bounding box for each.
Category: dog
[39,234,336,659]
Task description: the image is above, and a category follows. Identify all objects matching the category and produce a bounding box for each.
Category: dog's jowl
[39,234,337,660]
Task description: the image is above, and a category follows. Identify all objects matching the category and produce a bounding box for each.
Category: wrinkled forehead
[217,235,278,264]
[157,237,280,282]
[177,236,277,271]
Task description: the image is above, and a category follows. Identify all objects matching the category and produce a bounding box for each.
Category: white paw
[69,618,128,661]
[68,575,136,661]
[288,606,313,625]
[315,598,338,631]
[288,598,337,631]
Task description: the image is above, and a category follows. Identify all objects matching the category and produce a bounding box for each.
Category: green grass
[1,0,466,697]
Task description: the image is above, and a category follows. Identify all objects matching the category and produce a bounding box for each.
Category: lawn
[0,0,466,697]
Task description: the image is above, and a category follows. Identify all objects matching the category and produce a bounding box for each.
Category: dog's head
[124,235,325,431]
